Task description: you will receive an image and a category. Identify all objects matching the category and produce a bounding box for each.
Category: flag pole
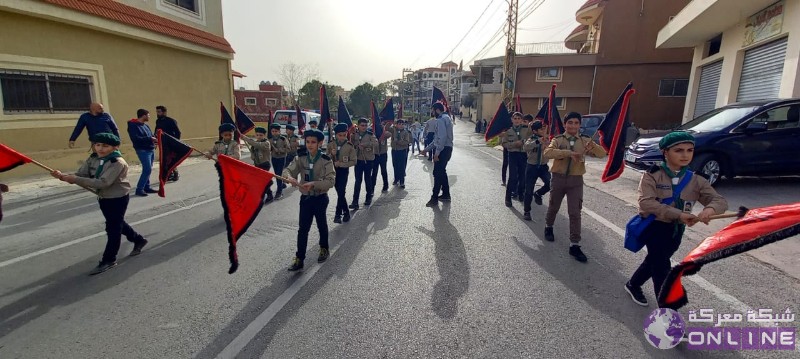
[189,145,292,183]
[28,158,98,194]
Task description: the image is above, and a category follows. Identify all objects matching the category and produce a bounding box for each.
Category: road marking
[0,197,219,269]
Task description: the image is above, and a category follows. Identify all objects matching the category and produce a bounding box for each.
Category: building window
[244,97,257,106]
[0,70,92,113]
[705,34,722,58]
[164,0,197,13]
[536,67,562,82]
[658,79,689,97]
[266,98,277,106]
[539,97,566,110]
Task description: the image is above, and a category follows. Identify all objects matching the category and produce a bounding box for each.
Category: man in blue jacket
[127,109,158,196]
[68,103,120,149]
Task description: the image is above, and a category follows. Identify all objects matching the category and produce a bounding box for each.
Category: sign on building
[743,1,784,47]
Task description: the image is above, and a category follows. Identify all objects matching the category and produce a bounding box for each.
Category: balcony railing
[516,41,595,55]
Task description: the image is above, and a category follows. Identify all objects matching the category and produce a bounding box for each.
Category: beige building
[0,0,235,179]
[658,0,800,122]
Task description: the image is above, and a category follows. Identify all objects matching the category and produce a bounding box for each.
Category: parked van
[270,110,327,148]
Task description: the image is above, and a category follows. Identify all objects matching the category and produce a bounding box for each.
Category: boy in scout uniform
[502,112,532,207]
[240,127,275,203]
[285,124,300,164]
[371,120,392,194]
[269,123,290,199]
[206,123,241,160]
[328,123,357,223]
[522,120,551,221]
[349,118,379,209]
[624,132,727,306]
[283,129,336,271]
[51,133,148,275]
[542,112,607,263]
[387,119,412,188]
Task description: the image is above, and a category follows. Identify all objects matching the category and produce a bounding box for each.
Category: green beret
[219,123,235,133]
[254,127,267,134]
[659,131,695,150]
[269,123,281,130]
[308,120,318,125]
[303,129,324,141]
[91,132,120,146]
[285,124,296,131]
[334,123,349,133]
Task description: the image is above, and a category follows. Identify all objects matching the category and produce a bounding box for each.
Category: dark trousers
[98,195,143,263]
[545,174,584,243]
[296,194,329,261]
[431,146,453,198]
[370,153,388,191]
[272,157,287,193]
[501,148,509,185]
[391,149,408,184]
[629,221,682,297]
[353,160,374,203]
[424,132,435,160]
[505,152,527,201]
[523,164,551,212]
[256,162,275,194]
[334,167,349,216]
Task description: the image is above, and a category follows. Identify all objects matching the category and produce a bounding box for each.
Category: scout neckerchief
[661,162,691,237]
[357,131,368,155]
[306,150,322,181]
[221,140,233,155]
[565,135,578,175]
[513,125,521,140]
[94,150,122,178]
[533,134,543,165]
[335,139,347,161]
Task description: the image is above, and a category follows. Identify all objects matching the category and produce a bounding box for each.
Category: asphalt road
[0,120,798,358]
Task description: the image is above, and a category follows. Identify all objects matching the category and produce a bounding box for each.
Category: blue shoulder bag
[624,170,693,253]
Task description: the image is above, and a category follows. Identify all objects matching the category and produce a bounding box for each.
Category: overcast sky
[222,0,586,90]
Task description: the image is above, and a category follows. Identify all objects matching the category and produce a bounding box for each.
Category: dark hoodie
[127,119,155,151]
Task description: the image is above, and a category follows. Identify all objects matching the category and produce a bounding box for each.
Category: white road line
[0,197,219,269]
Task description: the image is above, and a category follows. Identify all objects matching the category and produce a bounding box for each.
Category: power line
[437,0,498,65]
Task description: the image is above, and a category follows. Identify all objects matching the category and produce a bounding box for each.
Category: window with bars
[658,79,689,97]
[0,70,93,114]
[164,0,197,13]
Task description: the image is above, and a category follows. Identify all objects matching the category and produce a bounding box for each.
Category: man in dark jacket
[127,109,158,196]
[154,105,182,181]
[68,103,120,149]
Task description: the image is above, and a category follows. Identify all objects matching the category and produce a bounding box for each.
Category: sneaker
[381,186,388,193]
[505,199,512,207]
[501,182,506,187]
[144,188,159,194]
[349,203,359,210]
[523,212,532,221]
[264,192,274,204]
[569,245,588,263]
[400,183,406,189]
[425,198,438,207]
[333,215,342,224]
[625,282,649,306]
[287,257,304,271]
[392,181,398,186]
[129,238,148,256]
[135,191,148,197]
[342,213,351,222]
[364,197,372,206]
[317,248,330,263]
[437,195,451,202]
[544,227,555,242]
[274,192,284,200]
[89,261,117,275]
[534,193,543,206]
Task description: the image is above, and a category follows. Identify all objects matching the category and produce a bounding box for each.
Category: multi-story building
[0,0,234,179]
[234,82,284,123]
[404,62,459,120]
[656,0,800,122]
[470,56,504,122]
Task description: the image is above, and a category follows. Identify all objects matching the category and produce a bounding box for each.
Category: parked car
[580,113,603,142]
[270,110,327,147]
[624,99,800,185]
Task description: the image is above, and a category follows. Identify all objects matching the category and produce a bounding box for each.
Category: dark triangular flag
[215,154,275,274]
[484,101,512,141]
[320,85,333,139]
[0,143,33,173]
[398,102,404,119]
[597,83,635,182]
[295,105,305,134]
[371,100,384,138]
[157,129,193,198]
[337,96,350,125]
[514,94,522,113]
[432,86,449,113]
[234,106,256,135]
[379,98,396,122]
[220,102,237,141]
[545,84,564,139]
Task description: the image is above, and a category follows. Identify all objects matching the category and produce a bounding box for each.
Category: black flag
[597,82,635,182]
[234,106,256,135]
[157,129,193,197]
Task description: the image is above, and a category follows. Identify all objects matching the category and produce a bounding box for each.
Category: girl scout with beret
[624,131,727,306]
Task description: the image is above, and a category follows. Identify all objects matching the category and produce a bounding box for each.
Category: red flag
[157,130,193,197]
[215,155,275,274]
[398,102,404,119]
[658,203,800,309]
[0,144,33,173]
[514,94,522,113]
[597,83,635,182]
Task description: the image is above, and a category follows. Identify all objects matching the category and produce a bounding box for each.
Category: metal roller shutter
[694,61,722,118]
[737,37,788,102]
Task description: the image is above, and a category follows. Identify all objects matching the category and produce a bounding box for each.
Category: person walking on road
[349,118,378,209]
[502,112,531,207]
[328,123,357,223]
[423,115,437,161]
[68,103,120,149]
[154,105,182,181]
[422,103,454,207]
[522,120,551,221]
[127,109,158,197]
[388,119,412,188]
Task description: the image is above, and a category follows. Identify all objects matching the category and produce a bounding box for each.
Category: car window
[582,116,601,128]
[680,106,758,132]
[751,105,800,130]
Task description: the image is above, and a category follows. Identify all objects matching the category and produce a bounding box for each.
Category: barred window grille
[0,70,93,113]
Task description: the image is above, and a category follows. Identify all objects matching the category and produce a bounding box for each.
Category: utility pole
[401,68,413,119]
[501,0,519,107]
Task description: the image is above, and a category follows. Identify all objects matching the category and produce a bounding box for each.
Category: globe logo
[643,308,686,349]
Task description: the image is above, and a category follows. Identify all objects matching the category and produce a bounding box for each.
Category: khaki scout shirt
[282,151,336,196]
[286,135,299,155]
[351,131,379,161]
[270,135,289,158]
[73,155,131,199]
[502,126,532,153]
[638,166,728,223]
[387,127,412,149]
[210,140,241,160]
[543,134,607,176]
[327,140,357,168]
[242,136,271,166]
[523,135,549,166]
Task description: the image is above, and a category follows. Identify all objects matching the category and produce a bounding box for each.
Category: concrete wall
[120,0,225,36]
[0,11,233,179]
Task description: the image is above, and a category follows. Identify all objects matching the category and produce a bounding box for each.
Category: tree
[298,79,324,109]
[462,93,476,108]
[376,79,401,98]
[278,62,319,105]
[347,82,385,118]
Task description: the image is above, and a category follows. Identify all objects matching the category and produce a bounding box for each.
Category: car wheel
[692,154,722,185]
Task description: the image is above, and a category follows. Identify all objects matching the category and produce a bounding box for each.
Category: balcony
[576,0,605,25]
[516,40,596,55]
